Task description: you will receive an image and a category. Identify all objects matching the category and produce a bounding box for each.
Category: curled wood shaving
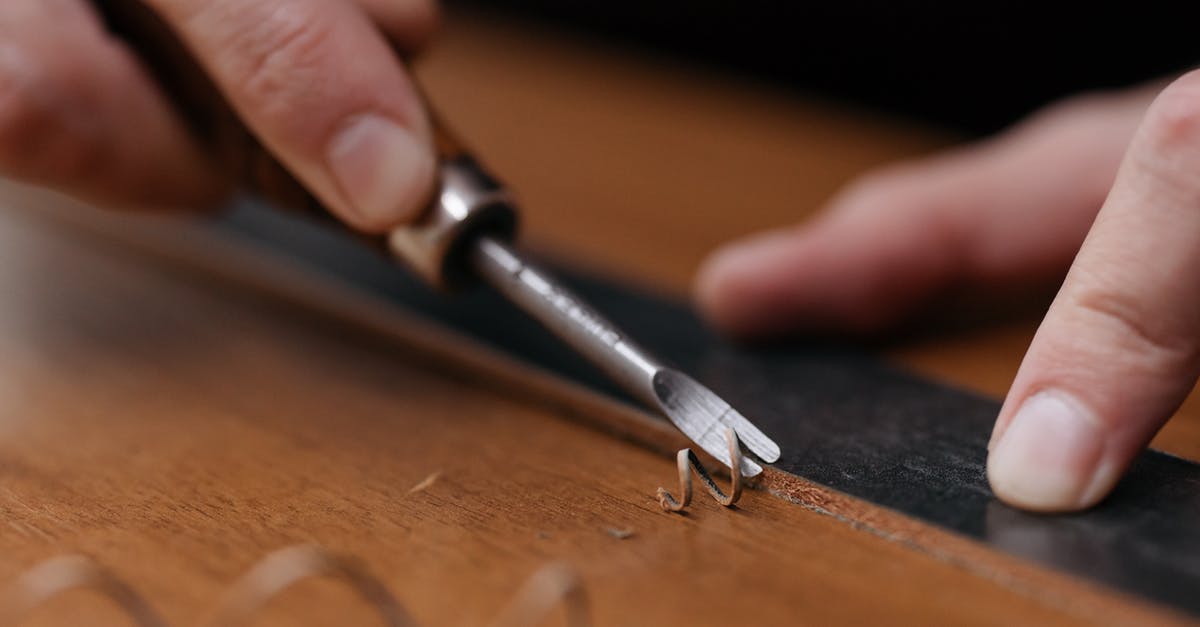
[206,545,416,627]
[0,554,168,627]
[486,562,591,627]
[656,428,743,512]
[1,546,591,627]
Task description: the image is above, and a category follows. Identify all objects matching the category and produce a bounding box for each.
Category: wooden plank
[1,9,1195,626]
[0,192,1186,627]
[24,186,1200,623]
[213,201,1200,615]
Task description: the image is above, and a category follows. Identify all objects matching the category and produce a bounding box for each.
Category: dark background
[458,1,1199,134]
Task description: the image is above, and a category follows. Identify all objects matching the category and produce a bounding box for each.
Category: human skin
[697,73,1200,512]
[3,1,1196,514]
[0,0,438,230]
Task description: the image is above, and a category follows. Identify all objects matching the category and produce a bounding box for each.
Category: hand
[0,0,437,232]
[696,72,1200,512]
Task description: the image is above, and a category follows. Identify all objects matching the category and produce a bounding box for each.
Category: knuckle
[0,51,43,162]
[410,0,441,39]
[217,2,338,118]
[0,95,35,166]
[833,164,964,249]
[398,0,439,50]
[0,45,112,186]
[1070,286,1200,374]
[360,0,440,50]
[836,168,912,212]
[837,162,937,212]
[0,49,94,179]
[1142,70,1200,153]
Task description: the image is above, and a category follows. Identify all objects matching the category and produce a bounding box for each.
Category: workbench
[2,10,1198,626]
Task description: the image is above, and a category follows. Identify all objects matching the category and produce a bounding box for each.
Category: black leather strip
[220,200,1200,617]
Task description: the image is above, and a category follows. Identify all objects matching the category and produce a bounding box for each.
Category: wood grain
[1,200,1186,627]
[0,9,1195,627]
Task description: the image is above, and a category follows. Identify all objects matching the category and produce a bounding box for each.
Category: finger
[143,0,436,233]
[355,0,439,52]
[0,0,227,208]
[695,88,1151,338]
[987,70,1200,512]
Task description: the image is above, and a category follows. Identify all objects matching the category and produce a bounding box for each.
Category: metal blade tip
[650,369,781,477]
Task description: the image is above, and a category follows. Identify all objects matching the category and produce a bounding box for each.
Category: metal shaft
[87,0,780,471]
[470,237,663,407]
[470,236,780,475]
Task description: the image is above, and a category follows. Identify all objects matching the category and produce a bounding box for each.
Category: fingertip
[986,390,1118,512]
[986,75,1200,512]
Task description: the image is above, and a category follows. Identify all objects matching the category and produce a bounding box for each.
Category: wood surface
[0,9,1196,627]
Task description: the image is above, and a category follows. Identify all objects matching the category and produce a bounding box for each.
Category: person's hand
[0,0,437,232]
[697,72,1200,512]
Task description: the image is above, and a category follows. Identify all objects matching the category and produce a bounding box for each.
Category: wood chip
[605,528,634,540]
[407,471,442,494]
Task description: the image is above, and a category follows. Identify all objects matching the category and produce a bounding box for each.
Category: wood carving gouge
[94,0,781,476]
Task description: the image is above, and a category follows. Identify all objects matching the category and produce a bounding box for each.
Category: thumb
[987,71,1200,512]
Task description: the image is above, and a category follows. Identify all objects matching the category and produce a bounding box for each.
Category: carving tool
[93,0,781,475]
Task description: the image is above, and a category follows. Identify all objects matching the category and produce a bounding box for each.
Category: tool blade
[651,369,776,477]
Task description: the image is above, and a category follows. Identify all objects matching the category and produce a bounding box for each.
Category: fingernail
[327,114,434,229]
[987,390,1110,511]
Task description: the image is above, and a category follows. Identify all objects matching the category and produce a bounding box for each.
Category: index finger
[988,70,1200,511]
[143,0,436,232]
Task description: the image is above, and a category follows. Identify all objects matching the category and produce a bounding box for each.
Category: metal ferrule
[387,156,518,289]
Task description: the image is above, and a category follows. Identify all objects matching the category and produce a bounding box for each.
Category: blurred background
[452,0,1199,134]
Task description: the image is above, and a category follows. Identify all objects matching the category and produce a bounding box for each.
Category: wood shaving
[604,528,635,540]
[407,471,443,494]
[3,546,592,627]
[657,428,743,513]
